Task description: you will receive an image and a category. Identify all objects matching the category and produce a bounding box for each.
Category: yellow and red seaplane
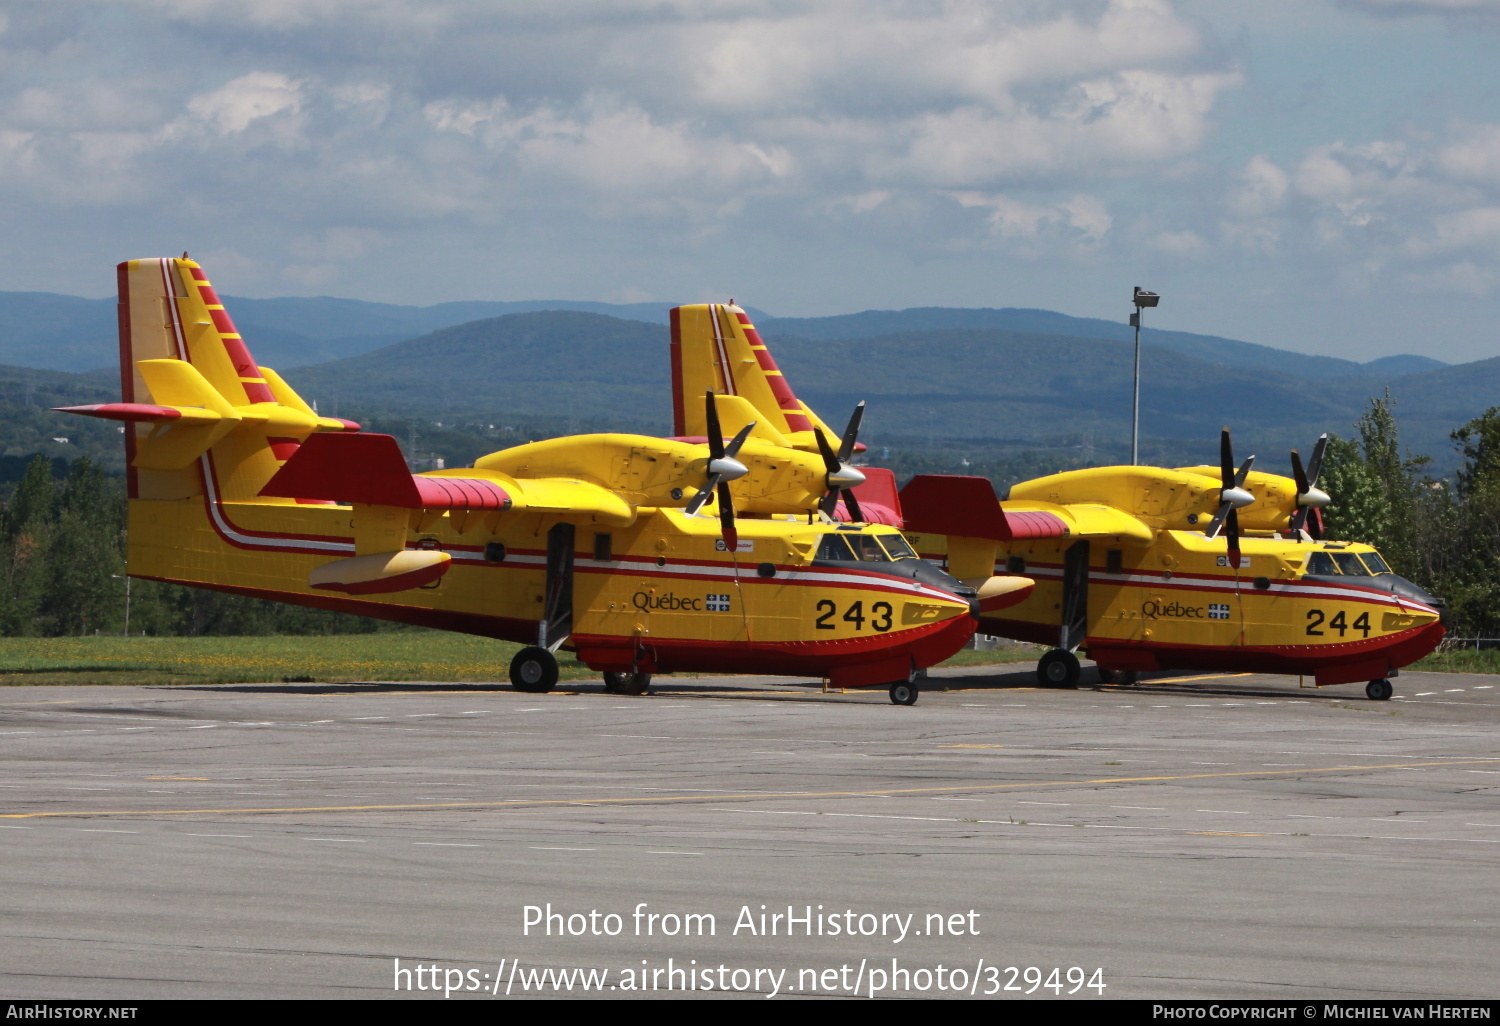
[58,258,1030,704]
[668,302,1444,701]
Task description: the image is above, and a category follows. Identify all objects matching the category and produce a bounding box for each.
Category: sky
[2,0,1500,363]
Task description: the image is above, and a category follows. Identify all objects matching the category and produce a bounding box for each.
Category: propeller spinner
[683,391,754,549]
[1289,433,1330,538]
[1204,427,1255,561]
[814,401,868,522]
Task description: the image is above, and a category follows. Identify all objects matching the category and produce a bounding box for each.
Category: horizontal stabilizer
[262,433,512,510]
[54,402,217,425]
[901,475,1070,541]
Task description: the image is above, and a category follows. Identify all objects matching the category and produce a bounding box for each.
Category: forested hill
[2,307,1490,477]
[0,287,1439,380]
[286,311,1489,471]
[759,306,1448,380]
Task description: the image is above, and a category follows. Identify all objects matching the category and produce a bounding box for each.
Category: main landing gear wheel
[1037,649,1081,689]
[510,646,559,693]
[1366,678,1394,701]
[1097,667,1138,686]
[889,680,920,705]
[603,671,651,696]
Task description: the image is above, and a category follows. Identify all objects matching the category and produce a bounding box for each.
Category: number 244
[1306,609,1371,637]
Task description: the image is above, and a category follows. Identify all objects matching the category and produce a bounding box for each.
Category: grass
[1413,649,1500,675]
[0,634,1037,687]
[2,633,1479,688]
[933,646,1037,668]
[0,632,596,687]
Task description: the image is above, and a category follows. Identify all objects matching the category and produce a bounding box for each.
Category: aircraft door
[539,522,575,651]
[1060,540,1090,651]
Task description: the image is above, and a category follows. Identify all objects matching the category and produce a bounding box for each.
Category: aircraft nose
[1391,574,1443,613]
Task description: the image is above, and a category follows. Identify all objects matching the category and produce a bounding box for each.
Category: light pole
[1129,286,1160,466]
[111,574,131,637]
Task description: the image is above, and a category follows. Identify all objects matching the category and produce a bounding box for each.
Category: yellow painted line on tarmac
[1138,673,1254,685]
[1190,831,1272,837]
[6,758,1499,820]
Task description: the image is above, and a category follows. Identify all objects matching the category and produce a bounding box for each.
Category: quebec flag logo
[706,594,731,612]
[1208,603,1231,620]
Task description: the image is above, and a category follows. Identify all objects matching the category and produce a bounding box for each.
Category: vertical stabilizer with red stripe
[670,304,840,449]
[57,257,358,502]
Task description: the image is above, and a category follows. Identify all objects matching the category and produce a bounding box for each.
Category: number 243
[815,599,893,632]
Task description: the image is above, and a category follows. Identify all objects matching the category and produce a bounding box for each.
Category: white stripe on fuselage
[1011,564,1434,615]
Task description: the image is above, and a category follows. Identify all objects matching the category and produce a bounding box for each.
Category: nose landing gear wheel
[1366,678,1394,701]
[1037,649,1081,689]
[510,646,559,693]
[603,671,651,695]
[889,680,920,705]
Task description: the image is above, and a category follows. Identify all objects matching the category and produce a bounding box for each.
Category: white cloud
[952,191,1113,250]
[1229,155,1289,219]
[1407,206,1500,256]
[1148,229,1207,254]
[1438,124,1500,184]
[0,1,1241,296]
[185,72,306,135]
[1343,0,1500,11]
[896,69,1237,188]
[1403,260,1499,294]
[1210,123,1500,295]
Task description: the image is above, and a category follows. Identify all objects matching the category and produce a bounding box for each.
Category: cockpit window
[878,534,917,560]
[1332,552,1370,576]
[848,534,892,562]
[816,535,857,561]
[817,533,895,562]
[1360,551,1392,575]
[1307,552,1337,575]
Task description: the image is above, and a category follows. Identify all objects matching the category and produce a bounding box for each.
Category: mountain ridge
[0,288,1443,381]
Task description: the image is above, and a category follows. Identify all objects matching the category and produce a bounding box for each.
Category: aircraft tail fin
[56,257,358,501]
[669,303,841,449]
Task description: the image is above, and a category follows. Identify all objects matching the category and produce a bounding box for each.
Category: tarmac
[1,662,1497,1000]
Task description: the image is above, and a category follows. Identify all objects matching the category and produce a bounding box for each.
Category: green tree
[1319,435,1386,547]
[2,455,55,541]
[1435,408,1500,635]
[37,507,124,635]
[1318,392,1423,579]
[0,455,56,635]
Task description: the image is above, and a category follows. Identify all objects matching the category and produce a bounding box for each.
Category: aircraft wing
[900,475,1152,544]
[261,432,634,525]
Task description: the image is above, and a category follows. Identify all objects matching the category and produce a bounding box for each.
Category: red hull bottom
[150,577,976,689]
[980,616,1445,687]
[574,613,976,689]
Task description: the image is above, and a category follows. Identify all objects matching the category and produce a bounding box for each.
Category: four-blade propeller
[1289,433,1330,538]
[684,391,754,549]
[1204,427,1256,560]
[814,401,868,522]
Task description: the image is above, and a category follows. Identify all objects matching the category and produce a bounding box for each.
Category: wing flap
[900,475,1070,540]
[260,431,635,525]
[900,475,1153,544]
[261,433,511,509]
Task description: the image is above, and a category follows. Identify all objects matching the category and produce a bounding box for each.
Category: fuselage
[907,528,1443,686]
[129,469,979,687]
